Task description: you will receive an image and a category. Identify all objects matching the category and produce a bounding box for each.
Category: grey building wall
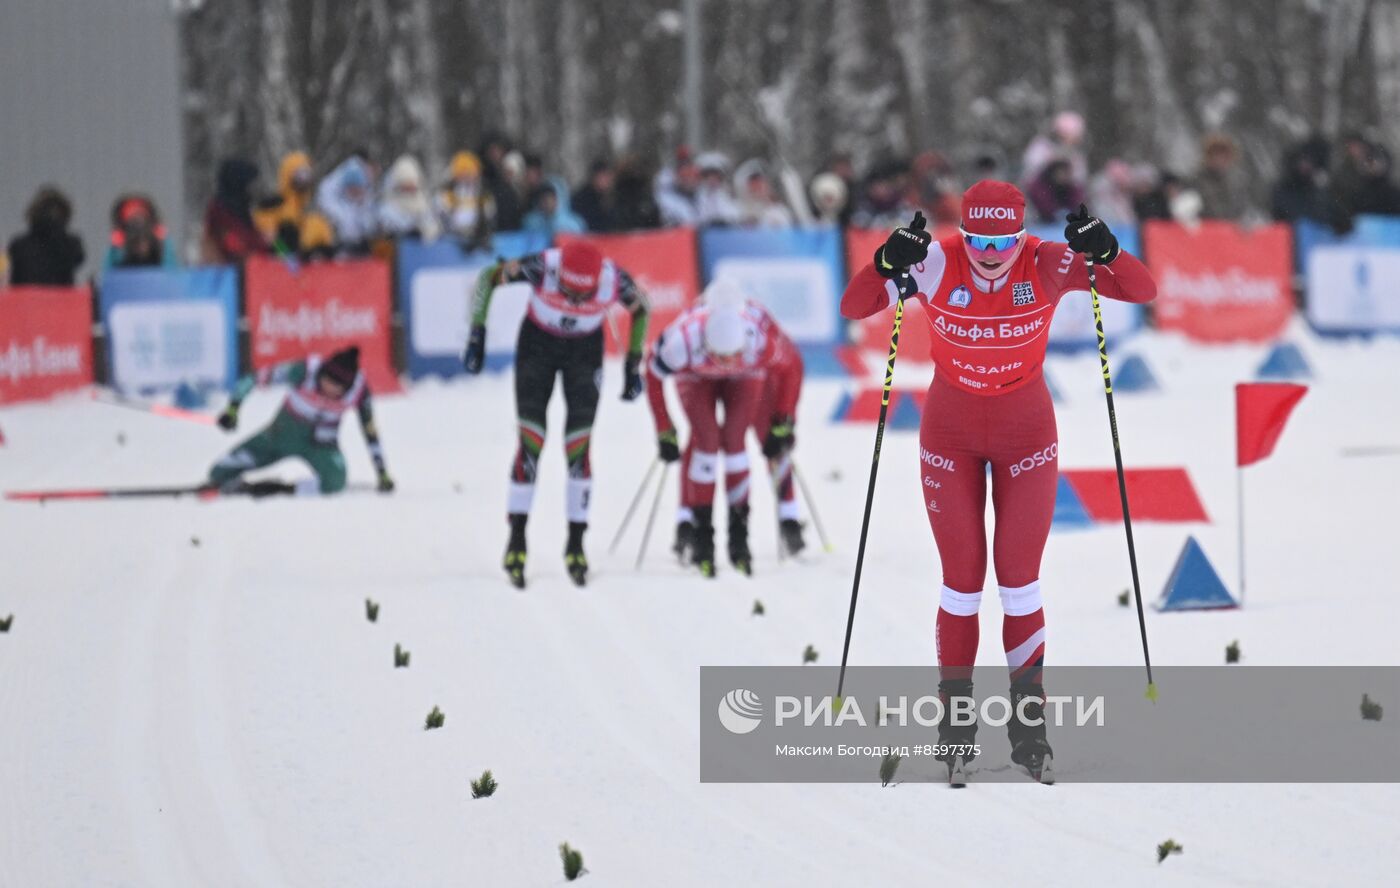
[1,0,185,279]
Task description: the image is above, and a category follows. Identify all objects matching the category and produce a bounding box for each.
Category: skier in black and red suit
[464,241,650,589]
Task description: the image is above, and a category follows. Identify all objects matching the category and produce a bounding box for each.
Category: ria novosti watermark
[701,666,1400,783]
[719,688,1104,733]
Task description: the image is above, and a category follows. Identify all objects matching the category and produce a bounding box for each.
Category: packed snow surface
[3,323,1399,886]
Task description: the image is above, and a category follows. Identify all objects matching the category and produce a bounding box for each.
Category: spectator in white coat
[316,154,379,254]
[378,155,441,242]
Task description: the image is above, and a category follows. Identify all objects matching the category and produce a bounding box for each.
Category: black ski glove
[621,353,644,401]
[1064,204,1120,265]
[762,416,795,458]
[657,429,680,463]
[463,324,486,374]
[217,403,239,431]
[874,211,931,278]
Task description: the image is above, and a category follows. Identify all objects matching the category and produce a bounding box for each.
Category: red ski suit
[841,234,1155,678]
[647,302,802,510]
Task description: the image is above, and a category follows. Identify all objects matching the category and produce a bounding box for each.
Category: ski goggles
[960,229,1025,253]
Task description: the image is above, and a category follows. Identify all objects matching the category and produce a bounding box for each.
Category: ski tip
[1145,682,1160,703]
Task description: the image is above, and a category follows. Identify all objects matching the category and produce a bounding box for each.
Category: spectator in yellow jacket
[436,150,495,251]
[255,151,336,260]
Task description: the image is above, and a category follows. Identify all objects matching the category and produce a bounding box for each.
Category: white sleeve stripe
[884,278,900,308]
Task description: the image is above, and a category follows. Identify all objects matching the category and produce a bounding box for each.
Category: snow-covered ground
[3,323,1399,886]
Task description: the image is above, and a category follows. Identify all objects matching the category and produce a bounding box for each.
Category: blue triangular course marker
[828,390,853,423]
[1051,474,1094,528]
[1043,369,1064,403]
[1155,536,1238,611]
[1113,354,1159,393]
[1256,342,1312,380]
[887,391,922,430]
[173,381,207,410]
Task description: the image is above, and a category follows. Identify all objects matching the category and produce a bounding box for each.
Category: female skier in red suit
[840,180,1157,780]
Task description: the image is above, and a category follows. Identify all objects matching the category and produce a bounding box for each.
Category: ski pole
[770,453,789,562]
[791,460,833,553]
[836,277,914,702]
[635,462,672,569]
[1087,260,1158,702]
[608,458,661,554]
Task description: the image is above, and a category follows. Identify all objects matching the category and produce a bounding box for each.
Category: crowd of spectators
[7,118,1400,284]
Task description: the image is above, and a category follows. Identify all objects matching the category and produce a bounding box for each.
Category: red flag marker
[1234,381,1308,605]
[1236,382,1308,467]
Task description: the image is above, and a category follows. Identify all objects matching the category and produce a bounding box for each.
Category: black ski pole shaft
[609,458,660,555]
[635,462,671,570]
[836,291,908,701]
[791,460,833,553]
[1087,260,1157,701]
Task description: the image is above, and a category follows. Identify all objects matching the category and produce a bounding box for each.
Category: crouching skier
[209,345,395,496]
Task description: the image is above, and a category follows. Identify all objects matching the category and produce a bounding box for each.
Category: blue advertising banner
[99,266,239,393]
[1026,222,1141,263]
[699,226,845,345]
[396,232,551,377]
[1294,215,1400,275]
[1027,223,1145,350]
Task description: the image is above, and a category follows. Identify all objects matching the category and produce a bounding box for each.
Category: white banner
[107,301,229,392]
[409,267,532,357]
[1306,246,1400,333]
[1048,288,1142,345]
[710,257,836,344]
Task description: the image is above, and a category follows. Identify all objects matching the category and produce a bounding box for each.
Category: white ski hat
[700,276,748,310]
[703,306,747,358]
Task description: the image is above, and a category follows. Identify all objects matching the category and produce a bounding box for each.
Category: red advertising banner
[557,228,700,354]
[244,256,399,391]
[0,286,93,404]
[1143,221,1294,342]
[845,227,955,367]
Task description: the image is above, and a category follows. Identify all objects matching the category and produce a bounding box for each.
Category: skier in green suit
[209,345,394,496]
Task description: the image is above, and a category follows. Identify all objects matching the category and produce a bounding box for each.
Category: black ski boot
[779,518,806,556]
[503,514,528,589]
[936,679,979,787]
[672,519,696,564]
[1008,682,1055,784]
[226,479,296,498]
[728,504,753,576]
[564,521,588,587]
[691,506,717,578]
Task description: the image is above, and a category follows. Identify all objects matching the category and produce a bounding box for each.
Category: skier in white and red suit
[645,281,800,577]
[840,181,1156,778]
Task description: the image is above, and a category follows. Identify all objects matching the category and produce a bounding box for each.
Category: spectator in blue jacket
[522,177,585,239]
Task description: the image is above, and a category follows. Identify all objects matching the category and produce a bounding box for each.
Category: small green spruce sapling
[879,752,902,787]
[560,843,586,880]
[471,770,497,798]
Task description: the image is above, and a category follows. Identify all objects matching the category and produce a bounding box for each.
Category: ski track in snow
[3,322,1400,886]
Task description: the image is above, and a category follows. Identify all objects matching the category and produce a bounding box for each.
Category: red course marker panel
[1060,468,1210,523]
